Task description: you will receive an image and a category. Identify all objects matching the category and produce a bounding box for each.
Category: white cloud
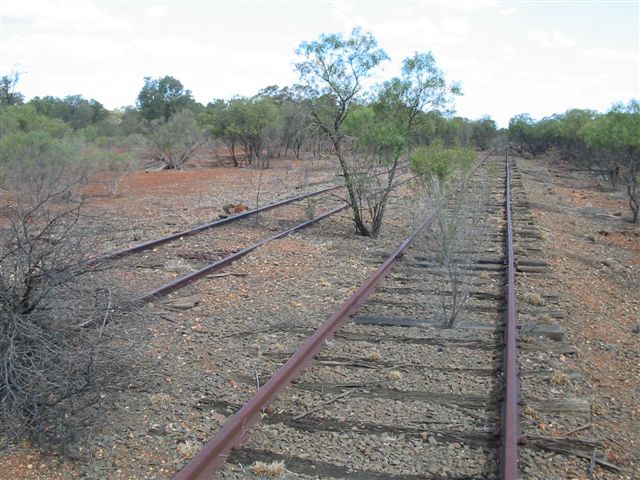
[586,47,638,61]
[426,0,498,12]
[330,0,353,18]
[3,0,133,31]
[528,29,576,48]
[375,15,470,47]
[330,0,366,32]
[3,33,128,64]
[129,36,227,63]
[499,7,517,16]
[145,6,167,18]
[442,17,470,36]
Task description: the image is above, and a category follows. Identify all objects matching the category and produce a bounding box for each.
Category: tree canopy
[136,75,197,122]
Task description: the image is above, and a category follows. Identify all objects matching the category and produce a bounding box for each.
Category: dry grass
[165,258,193,273]
[387,370,403,382]
[366,351,382,361]
[479,272,491,280]
[149,393,172,405]
[523,404,539,419]
[177,440,201,459]
[551,371,570,386]
[538,314,553,324]
[252,460,286,477]
[523,291,545,306]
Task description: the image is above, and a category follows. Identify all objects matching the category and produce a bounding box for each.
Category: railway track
[90,181,347,264]
[92,163,410,264]
[91,168,412,303]
[170,153,514,479]
[169,151,610,479]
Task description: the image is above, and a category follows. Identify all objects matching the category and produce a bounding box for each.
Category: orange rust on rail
[501,148,522,480]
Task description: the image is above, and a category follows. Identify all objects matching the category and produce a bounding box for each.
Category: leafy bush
[410,140,475,183]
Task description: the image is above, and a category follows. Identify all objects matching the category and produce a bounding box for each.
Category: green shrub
[410,139,475,183]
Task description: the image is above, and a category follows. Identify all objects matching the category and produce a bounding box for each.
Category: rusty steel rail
[137,176,416,303]
[174,208,439,480]
[501,149,522,479]
[138,203,349,303]
[173,155,490,479]
[89,182,345,265]
[91,164,411,266]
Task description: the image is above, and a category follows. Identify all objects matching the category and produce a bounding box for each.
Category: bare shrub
[0,133,144,450]
[413,152,488,328]
[148,109,206,170]
[433,179,489,328]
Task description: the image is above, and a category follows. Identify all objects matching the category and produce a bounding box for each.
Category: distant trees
[0,75,137,188]
[470,116,498,150]
[0,71,24,106]
[136,75,198,122]
[583,101,639,223]
[548,109,598,162]
[409,110,497,150]
[508,100,640,223]
[508,113,554,157]
[30,95,108,130]
[258,85,310,160]
[198,91,305,167]
[0,104,69,139]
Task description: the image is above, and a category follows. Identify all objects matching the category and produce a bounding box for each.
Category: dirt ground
[0,153,638,479]
[516,154,639,478]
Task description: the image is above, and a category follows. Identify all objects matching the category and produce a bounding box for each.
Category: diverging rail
[137,176,415,303]
[91,163,411,265]
[89,182,344,265]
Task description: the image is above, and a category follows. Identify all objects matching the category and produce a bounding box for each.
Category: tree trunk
[230,142,238,167]
[629,182,639,224]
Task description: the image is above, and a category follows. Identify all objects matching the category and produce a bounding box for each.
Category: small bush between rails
[411,144,488,328]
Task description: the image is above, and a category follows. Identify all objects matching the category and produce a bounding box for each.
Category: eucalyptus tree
[258,85,310,159]
[294,28,389,235]
[295,28,460,236]
[470,116,498,150]
[198,96,280,167]
[508,113,554,157]
[30,95,108,130]
[584,100,640,222]
[136,75,196,122]
[198,99,241,166]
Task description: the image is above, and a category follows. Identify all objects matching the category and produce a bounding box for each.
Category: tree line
[509,102,639,223]
[1,68,498,172]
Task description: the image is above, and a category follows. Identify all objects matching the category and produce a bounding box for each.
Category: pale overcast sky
[1,0,638,127]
